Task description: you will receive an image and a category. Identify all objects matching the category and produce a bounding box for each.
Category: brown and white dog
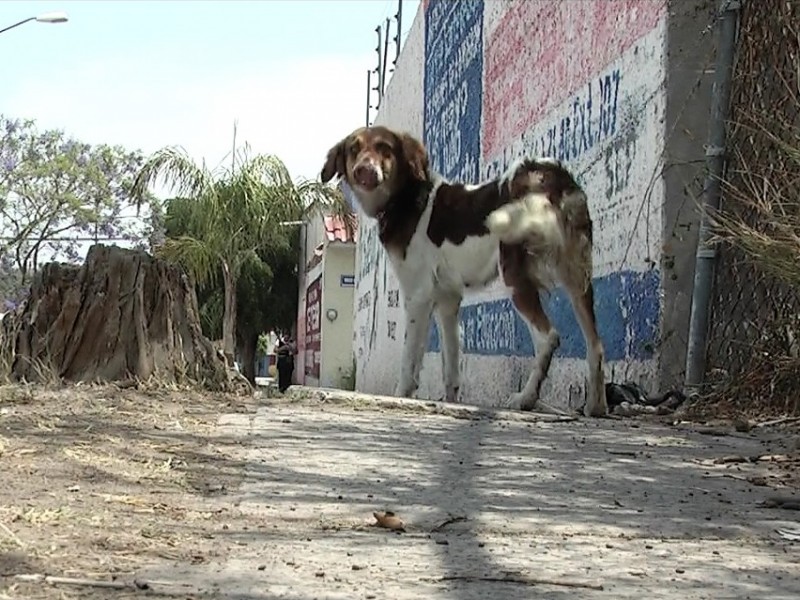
[320,126,607,417]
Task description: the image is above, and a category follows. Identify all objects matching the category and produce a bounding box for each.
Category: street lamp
[0,11,69,36]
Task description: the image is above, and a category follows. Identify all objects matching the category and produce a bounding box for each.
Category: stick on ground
[426,574,604,590]
[12,574,185,590]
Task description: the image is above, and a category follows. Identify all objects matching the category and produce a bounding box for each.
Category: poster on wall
[304,275,322,379]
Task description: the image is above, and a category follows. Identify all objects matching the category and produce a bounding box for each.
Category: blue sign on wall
[423,0,484,183]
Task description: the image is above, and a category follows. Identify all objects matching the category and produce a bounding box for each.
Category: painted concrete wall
[353,0,712,408]
[320,243,356,388]
[659,0,717,390]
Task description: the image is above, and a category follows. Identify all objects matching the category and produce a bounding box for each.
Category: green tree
[132,143,350,366]
[163,222,301,384]
[0,115,153,285]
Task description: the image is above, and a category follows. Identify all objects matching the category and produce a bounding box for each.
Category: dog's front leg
[394,296,434,399]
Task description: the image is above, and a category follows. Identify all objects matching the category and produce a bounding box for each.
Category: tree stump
[0,244,241,391]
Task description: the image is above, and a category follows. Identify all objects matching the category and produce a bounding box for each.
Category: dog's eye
[348,142,361,156]
[375,142,393,155]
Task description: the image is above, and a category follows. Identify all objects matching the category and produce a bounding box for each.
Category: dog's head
[320,126,429,218]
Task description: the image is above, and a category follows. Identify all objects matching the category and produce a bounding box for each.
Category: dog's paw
[393,383,414,399]
[583,399,609,418]
[444,385,460,404]
[503,392,537,411]
[584,385,609,417]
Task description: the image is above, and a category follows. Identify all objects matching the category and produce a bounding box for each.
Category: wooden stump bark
[0,244,242,391]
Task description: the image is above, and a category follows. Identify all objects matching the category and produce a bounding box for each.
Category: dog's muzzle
[353,163,382,191]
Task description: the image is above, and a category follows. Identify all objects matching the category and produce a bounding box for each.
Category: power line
[0,235,147,243]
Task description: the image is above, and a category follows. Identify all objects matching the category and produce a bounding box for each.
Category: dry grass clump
[702,30,800,417]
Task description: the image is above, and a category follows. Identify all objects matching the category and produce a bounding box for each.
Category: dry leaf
[373,511,405,532]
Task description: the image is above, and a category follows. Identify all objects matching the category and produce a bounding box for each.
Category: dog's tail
[485,192,564,248]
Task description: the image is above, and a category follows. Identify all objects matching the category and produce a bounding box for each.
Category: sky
[1,0,421,185]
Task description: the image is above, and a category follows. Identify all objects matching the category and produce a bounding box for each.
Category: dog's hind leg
[506,281,560,411]
[566,280,608,417]
[395,295,434,399]
[434,295,462,403]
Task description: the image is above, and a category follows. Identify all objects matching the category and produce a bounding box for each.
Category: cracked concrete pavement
[143,388,799,599]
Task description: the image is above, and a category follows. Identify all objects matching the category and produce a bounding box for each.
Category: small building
[295,210,358,390]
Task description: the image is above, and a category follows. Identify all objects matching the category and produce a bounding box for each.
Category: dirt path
[1,385,798,599]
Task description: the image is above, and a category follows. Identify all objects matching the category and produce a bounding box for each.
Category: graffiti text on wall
[482,0,665,160]
[484,67,624,181]
[387,289,400,308]
[424,0,484,183]
[357,220,381,280]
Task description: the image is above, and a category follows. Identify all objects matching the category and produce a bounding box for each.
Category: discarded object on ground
[758,496,800,511]
[776,527,800,541]
[373,511,405,532]
[605,382,686,417]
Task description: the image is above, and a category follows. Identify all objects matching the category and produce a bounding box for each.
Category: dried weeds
[702,2,800,418]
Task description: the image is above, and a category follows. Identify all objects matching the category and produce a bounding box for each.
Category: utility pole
[393,0,403,68]
[373,24,383,108]
[365,69,372,127]
[684,0,743,395]
[382,17,391,93]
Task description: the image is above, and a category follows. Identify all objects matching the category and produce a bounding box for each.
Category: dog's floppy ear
[399,133,429,182]
[321,138,347,183]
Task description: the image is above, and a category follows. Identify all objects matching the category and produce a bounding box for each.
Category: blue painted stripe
[427,269,660,361]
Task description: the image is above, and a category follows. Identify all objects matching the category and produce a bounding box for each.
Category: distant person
[274,335,296,393]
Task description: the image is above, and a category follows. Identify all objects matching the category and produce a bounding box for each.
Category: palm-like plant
[132,143,352,365]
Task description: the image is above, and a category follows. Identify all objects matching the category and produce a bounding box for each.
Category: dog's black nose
[353,164,379,190]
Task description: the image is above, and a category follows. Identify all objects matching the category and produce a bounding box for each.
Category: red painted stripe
[482,0,666,160]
